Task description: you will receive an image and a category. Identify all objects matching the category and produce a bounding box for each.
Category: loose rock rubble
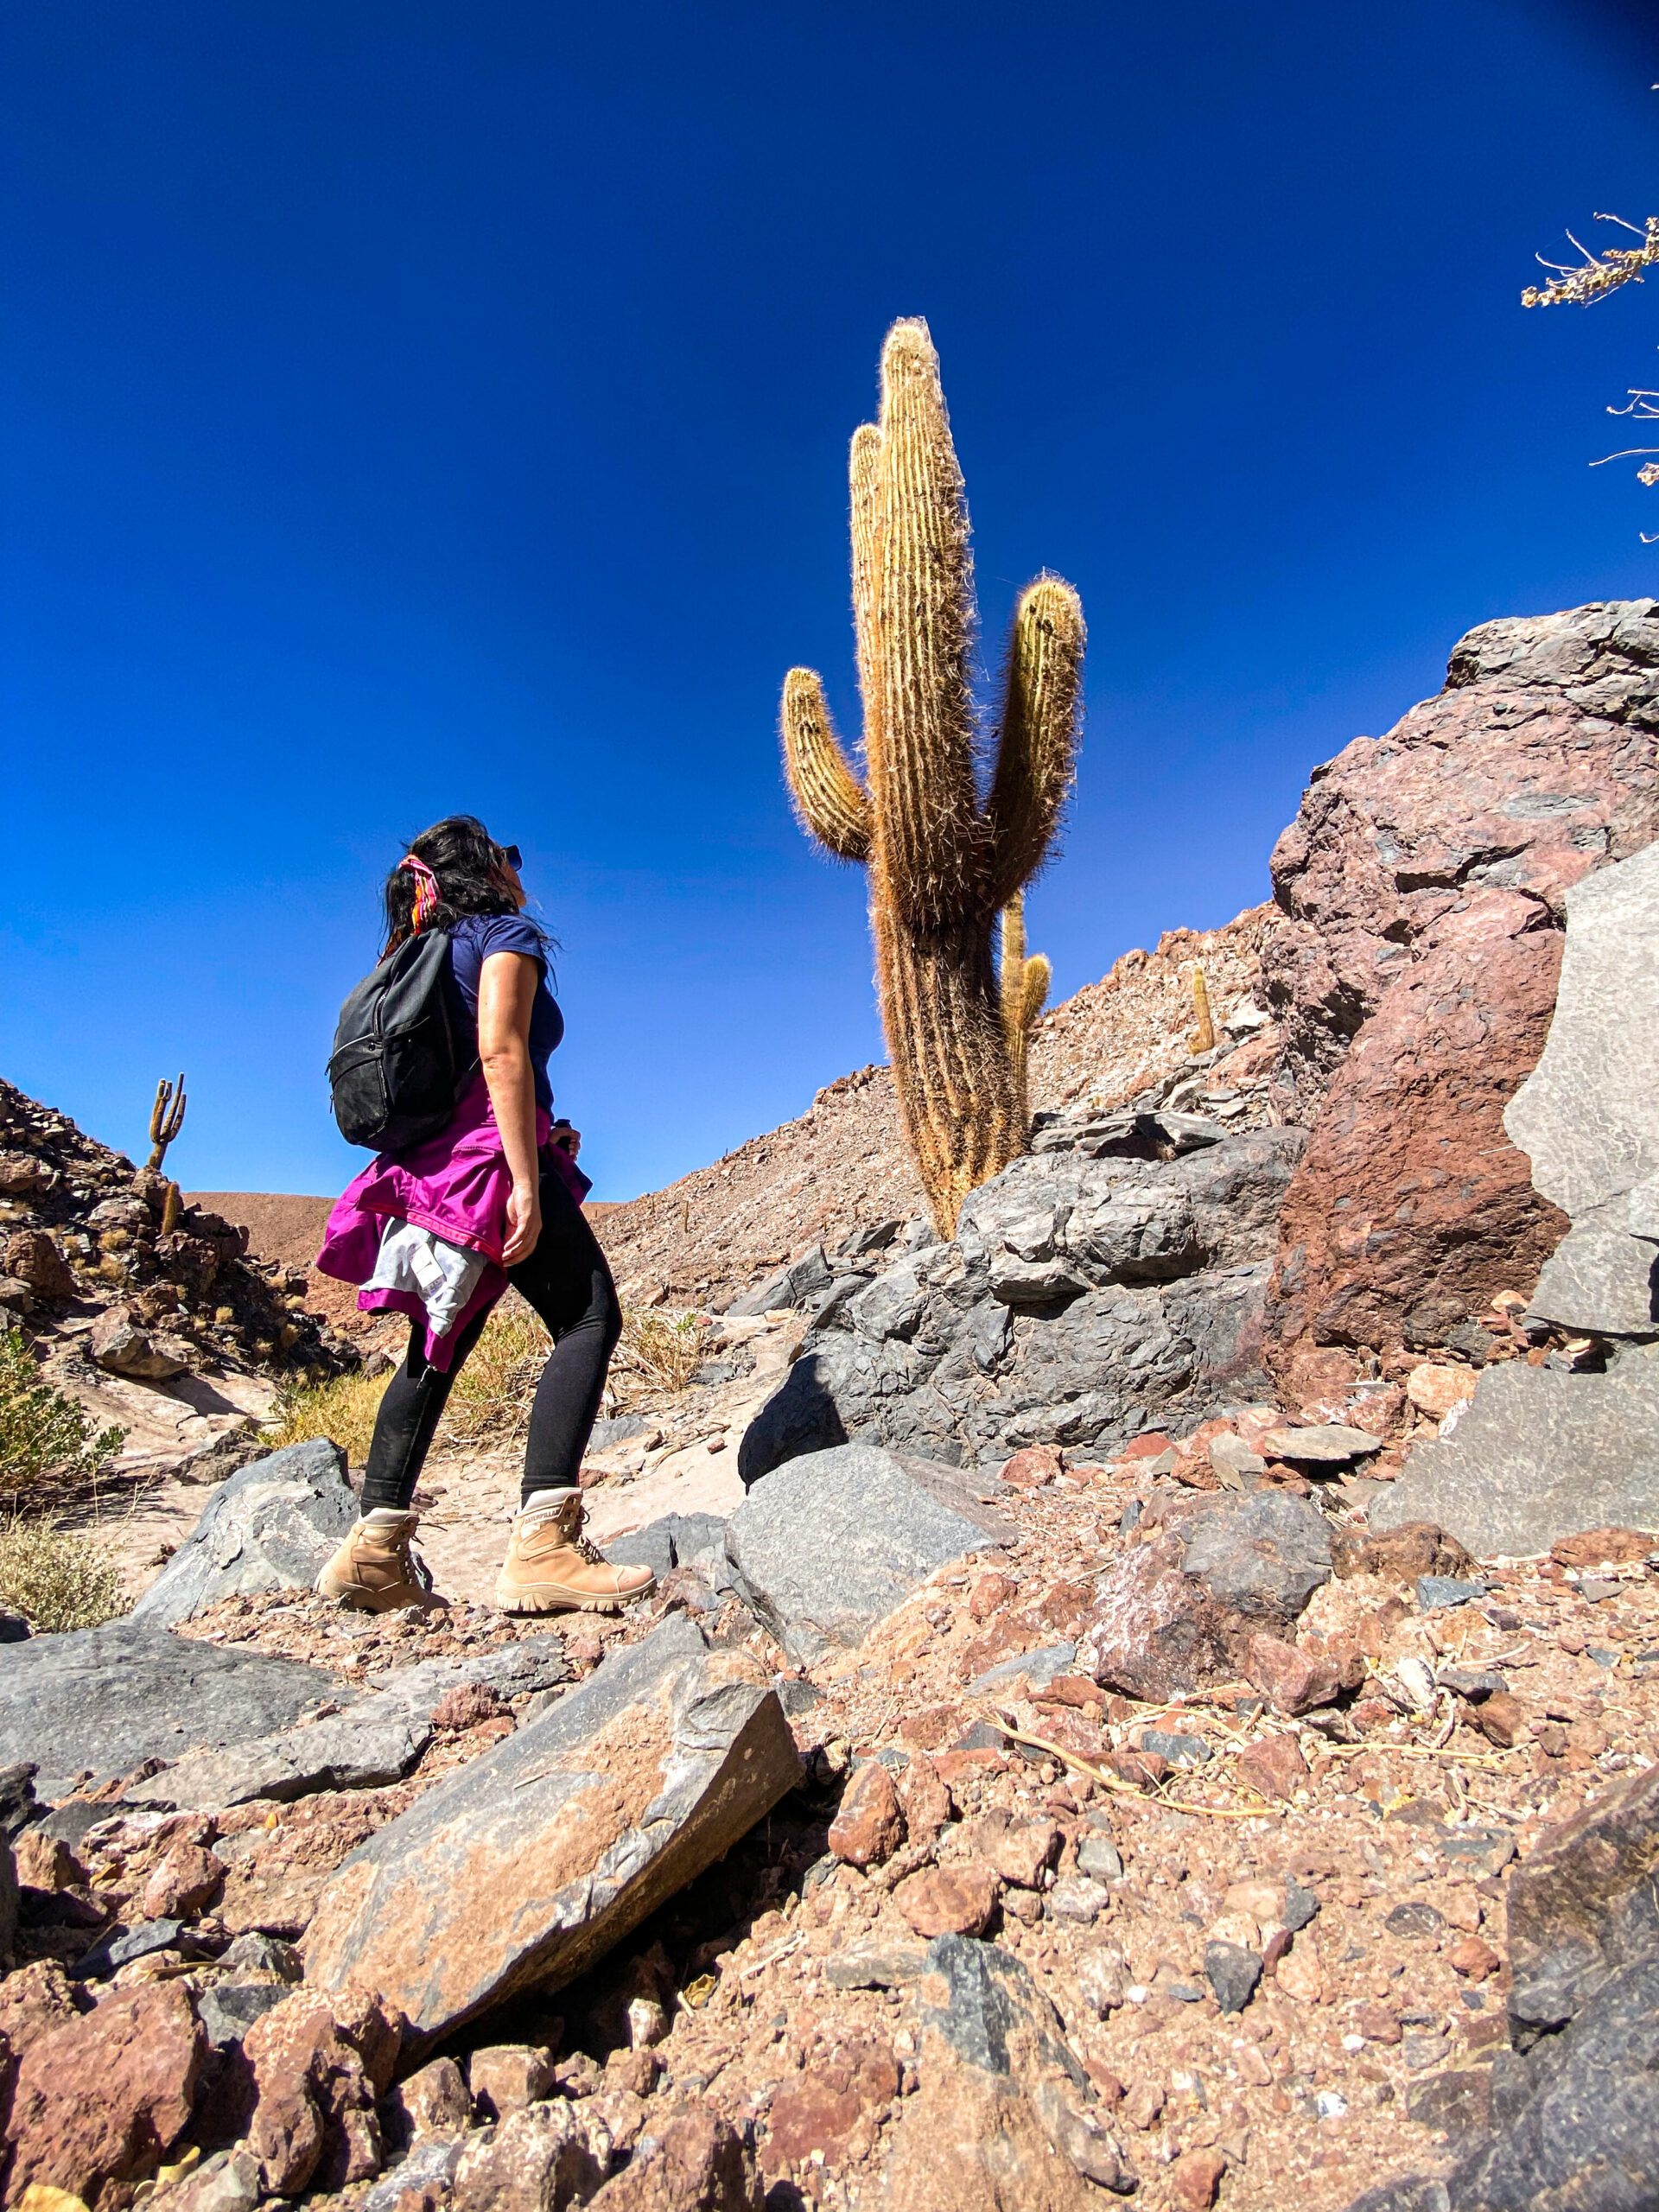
[3,1436,1655,2211]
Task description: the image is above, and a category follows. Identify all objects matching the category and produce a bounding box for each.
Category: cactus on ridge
[782,319,1084,1234]
[1188,969,1216,1054]
[147,1074,187,1173]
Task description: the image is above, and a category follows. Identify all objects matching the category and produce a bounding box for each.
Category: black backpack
[327,931,478,1152]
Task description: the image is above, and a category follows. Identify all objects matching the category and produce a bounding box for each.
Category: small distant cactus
[1188,969,1216,1054]
[782,319,1084,1234]
[147,1074,187,1173]
[161,1182,182,1236]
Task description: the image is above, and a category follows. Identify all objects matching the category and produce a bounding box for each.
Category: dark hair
[382,815,550,957]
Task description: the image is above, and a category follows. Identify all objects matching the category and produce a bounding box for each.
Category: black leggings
[359,1160,623,1513]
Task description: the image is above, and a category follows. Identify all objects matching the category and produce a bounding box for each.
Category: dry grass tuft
[437,1299,551,1449]
[611,1306,705,1400]
[0,1512,128,1633]
[270,1294,710,1465]
[269,1368,391,1467]
[432,1296,708,1450]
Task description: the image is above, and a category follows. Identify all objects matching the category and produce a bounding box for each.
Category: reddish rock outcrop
[1268,890,1569,1361]
[2,1980,203,2209]
[1262,601,1659,1366]
[241,1988,404,2197]
[587,2107,764,2210]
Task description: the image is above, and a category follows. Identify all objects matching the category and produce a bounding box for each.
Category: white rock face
[1506,838,1659,1334]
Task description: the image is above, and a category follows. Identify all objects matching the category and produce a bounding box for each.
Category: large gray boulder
[0,1622,344,1800]
[130,1640,572,1810]
[724,1244,838,1318]
[1373,1351,1659,1559]
[1505,838,1659,1337]
[603,1512,734,1586]
[131,1439,359,1625]
[738,1128,1303,1483]
[1077,1488,1334,1702]
[956,1123,1302,1290]
[302,1612,799,2051]
[725,1444,1016,1666]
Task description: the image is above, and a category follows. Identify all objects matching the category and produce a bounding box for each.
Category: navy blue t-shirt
[447,914,564,1111]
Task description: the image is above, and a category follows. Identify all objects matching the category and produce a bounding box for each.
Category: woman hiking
[315,815,654,1618]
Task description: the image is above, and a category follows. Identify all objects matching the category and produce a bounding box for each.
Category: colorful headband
[398,853,442,934]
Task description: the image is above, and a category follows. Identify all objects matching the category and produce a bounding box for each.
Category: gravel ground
[44,1447,1651,2212]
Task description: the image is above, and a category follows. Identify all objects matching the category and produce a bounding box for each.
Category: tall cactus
[1188,967,1216,1053]
[147,1073,187,1172]
[782,319,1084,1234]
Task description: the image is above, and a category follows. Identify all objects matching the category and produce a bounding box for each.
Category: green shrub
[0,1511,127,1633]
[0,1328,126,1497]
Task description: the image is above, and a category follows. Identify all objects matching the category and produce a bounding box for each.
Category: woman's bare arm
[477,950,543,1263]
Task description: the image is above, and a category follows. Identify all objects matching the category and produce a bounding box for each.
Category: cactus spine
[147,1073,187,1172]
[782,319,1084,1234]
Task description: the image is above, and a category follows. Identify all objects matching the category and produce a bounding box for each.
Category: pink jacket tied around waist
[317,1071,590,1371]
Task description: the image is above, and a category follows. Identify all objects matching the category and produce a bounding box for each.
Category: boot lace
[394,1529,435,1592]
[557,1500,607,1567]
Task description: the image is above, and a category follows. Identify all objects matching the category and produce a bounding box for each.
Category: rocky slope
[2,599,1656,2212]
[1,1410,1655,2212]
[0,1082,359,1488]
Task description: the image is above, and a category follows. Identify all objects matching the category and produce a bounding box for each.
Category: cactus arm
[849,421,883,721]
[1020,951,1052,1033]
[781,669,872,861]
[999,892,1028,1046]
[986,576,1085,910]
[999,893,1052,1135]
[868,320,985,932]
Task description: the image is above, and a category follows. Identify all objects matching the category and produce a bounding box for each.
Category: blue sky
[5,1,1658,1200]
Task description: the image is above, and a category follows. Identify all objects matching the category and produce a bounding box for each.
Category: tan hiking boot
[315,1512,448,1613]
[495,1491,656,1614]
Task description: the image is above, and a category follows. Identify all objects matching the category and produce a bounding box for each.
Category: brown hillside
[186,1192,334,1271]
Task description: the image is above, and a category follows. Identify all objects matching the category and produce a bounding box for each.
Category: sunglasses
[499,844,522,870]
